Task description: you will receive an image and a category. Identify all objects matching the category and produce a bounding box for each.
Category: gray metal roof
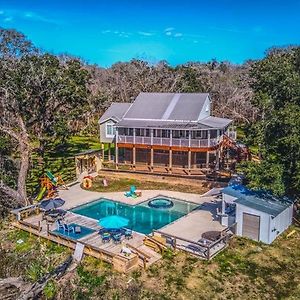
[222,185,293,217]
[99,93,233,129]
[199,116,232,129]
[99,103,131,124]
[123,92,209,121]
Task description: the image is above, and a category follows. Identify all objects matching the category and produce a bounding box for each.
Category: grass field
[86,174,211,194]
[1,222,299,299]
[26,135,100,196]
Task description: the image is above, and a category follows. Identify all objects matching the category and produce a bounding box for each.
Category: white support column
[188,130,191,148]
[133,128,136,144]
[207,129,211,147]
[169,149,172,173]
[188,150,191,174]
[170,130,172,146]
[150,147,154,172]
[101,143,105,160]
[132,146,136,168]
[206,151,210,168]
[108,143,111,161]
[115,128,119,169]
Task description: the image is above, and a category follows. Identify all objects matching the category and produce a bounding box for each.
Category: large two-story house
[98,92,235,173]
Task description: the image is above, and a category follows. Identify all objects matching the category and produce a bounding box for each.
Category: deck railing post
[207,246,211,260]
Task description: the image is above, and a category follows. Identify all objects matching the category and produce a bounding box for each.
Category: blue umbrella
[39,198,65,211]
[99,215,129,229]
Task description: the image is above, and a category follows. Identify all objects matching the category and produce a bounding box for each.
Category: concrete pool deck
[59,183,226,243]
[59,183,218,209]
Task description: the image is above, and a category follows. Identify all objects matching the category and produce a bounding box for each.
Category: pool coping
[69,194,202,212]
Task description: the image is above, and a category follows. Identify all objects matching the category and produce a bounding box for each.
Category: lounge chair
[63,224,75,234]
[124,185,137,197]
[112,233,122,244]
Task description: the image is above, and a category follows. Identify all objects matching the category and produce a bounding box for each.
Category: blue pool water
[53,223,95,239]
[71,198,199,234]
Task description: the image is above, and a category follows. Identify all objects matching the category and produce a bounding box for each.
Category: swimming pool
[71,197,199,234]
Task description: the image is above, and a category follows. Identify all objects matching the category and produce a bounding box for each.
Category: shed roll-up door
[242,213,260,241]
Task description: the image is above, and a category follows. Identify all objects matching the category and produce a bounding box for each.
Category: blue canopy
[99,215,129,229]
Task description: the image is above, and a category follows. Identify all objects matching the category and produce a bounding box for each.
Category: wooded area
[0,27,300,214]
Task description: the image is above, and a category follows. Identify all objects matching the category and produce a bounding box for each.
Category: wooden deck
[12,210,161,272]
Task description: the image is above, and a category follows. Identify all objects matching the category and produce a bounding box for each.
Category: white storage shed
[222,185,293,244]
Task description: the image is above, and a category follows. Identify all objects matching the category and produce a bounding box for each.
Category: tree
[0,28,90,206]
[244,47,300,197]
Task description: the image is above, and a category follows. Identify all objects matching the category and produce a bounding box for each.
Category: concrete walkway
[159,202,225,242]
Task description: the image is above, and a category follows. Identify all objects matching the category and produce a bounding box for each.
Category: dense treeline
[88,59,256,124]
[0,28,299,210]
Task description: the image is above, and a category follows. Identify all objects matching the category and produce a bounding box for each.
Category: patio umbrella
[39,198,65,211]
[99,215,129,229]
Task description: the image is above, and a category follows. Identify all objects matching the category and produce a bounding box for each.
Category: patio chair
[124,229,133,240]
[56,219,64,231]
[101,232,111,243]
[63,224,75,234]
[112,233,122,244]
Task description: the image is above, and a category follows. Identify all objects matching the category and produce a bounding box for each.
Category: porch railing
[117,135,221,148]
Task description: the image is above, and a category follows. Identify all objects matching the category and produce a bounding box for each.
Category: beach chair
[63,224,75,234]
[124,185,137,197]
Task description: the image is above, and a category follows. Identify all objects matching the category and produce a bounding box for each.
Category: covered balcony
[116,128,224,149]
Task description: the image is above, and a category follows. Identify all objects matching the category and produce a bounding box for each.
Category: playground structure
[36,171,68,201]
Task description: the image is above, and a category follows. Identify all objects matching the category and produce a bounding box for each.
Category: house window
[106,122,116,137]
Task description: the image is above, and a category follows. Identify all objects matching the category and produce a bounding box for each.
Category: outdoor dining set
[98,227,133,244]
[98,215,133,244]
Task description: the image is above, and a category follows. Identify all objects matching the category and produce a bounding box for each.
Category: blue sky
[0,0,300,66]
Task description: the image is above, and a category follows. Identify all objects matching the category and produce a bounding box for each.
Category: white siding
[269,205,293,243]
[235,203,271,244]
[197,96,211,120]
[99,119,117,143]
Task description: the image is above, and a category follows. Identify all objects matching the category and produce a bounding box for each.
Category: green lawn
[1,222,299,299]
[85,175,209,194]
[27,135,100,196]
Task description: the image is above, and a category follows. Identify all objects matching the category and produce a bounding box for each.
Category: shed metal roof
[222,184,293,217]
[99,103,131,124]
